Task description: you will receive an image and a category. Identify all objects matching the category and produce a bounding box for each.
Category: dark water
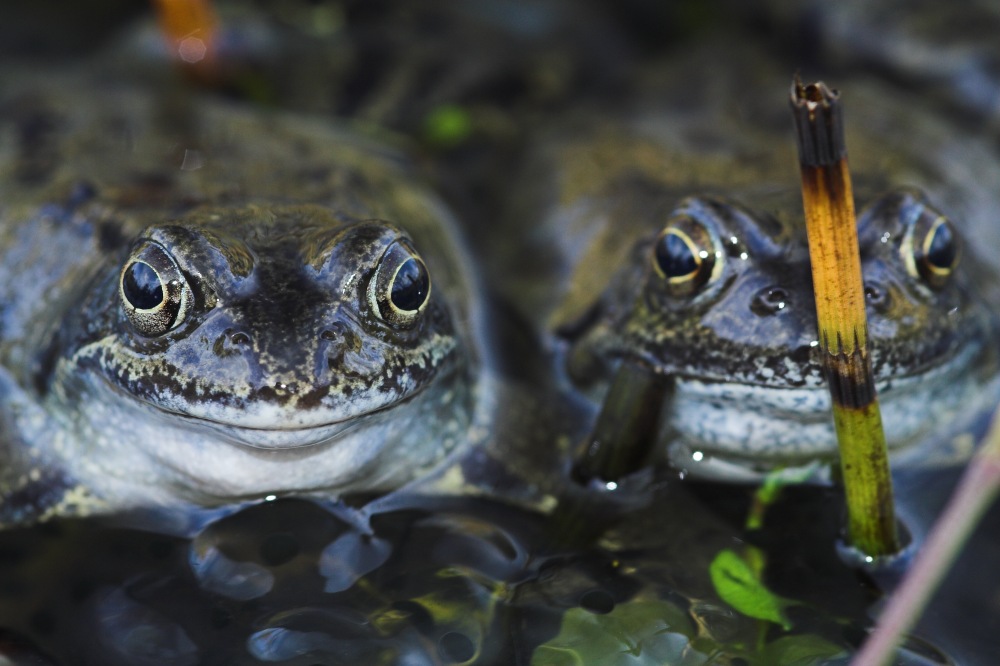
[0,473,994,665]
[3,1,1000,664]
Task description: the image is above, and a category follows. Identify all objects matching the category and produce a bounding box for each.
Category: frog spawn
[0,499,542,665]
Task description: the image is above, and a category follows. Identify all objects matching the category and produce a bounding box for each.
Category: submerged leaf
[709,549,792,630]
[531,598,709,666]
[752,634,846,666]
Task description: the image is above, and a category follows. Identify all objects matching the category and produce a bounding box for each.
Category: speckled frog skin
[0,75,490,528]
[497,48,1000,479]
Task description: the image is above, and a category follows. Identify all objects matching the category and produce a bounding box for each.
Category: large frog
[494,44,1000,480]
[0,72,497,531]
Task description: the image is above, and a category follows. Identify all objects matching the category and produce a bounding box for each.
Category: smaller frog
[493,47,1000,480]
[563,187,997,478]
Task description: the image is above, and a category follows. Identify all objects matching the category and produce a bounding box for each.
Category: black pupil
[655,231,699,278]
[926,222,957,269]
[391,258,429,311]
[122,261,164,310]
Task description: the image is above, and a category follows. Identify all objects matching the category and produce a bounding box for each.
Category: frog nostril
[320,322,361,350]
[320,321,351,343]
[864,282,891,312]
[273,381,297,396]
[213,329,253,357]
[750,286,790,316]
[319,322,382,377]
[320,323,355,371]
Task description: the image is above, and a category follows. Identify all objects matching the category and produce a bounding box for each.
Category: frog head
[563,188,996,476]
[45,204,477,503]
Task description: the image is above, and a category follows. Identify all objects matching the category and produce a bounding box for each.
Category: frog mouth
[100,376,433,450]
[134,403,372,450]
[192,417,368,450]
[156,388,431,450]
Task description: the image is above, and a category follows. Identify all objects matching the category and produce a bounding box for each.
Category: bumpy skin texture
[497,47,1000,478]
[0,76,486,529]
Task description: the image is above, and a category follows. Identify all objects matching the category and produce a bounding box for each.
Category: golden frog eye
[902,206,960,289]
[119,242,192,336]
[368,240,431,327]
[651,214,719,297]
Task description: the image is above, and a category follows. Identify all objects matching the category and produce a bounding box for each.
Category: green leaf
[531,598,710,666]
[709,549,792,630]
[422,105,473,147]
[752,634,847,666]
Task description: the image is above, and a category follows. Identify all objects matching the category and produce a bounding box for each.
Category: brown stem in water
[573,363,671,484]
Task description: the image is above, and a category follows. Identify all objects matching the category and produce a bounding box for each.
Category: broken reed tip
[790,75,840,109]
[790,76,846,168]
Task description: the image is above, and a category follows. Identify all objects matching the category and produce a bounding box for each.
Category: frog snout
[203,314,386,388]
[318,321,362,355]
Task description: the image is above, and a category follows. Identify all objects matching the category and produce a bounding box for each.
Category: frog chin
[663,340,991,479]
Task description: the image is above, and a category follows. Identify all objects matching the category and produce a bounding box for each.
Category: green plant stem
[790,77,898,556]
[851,408,1000,665]
[834,402,896,557]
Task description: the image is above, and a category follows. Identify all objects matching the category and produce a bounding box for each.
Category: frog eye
[902,207,960,289]
[119,243,192,336]
[368,240,431,327]
[651,215,719,296]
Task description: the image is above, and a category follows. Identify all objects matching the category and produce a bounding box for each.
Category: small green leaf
[709,549,792,630]
[747,462,824,530]
[752,634,847,665]
[423,105,473,147]
[531,598,709,666]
